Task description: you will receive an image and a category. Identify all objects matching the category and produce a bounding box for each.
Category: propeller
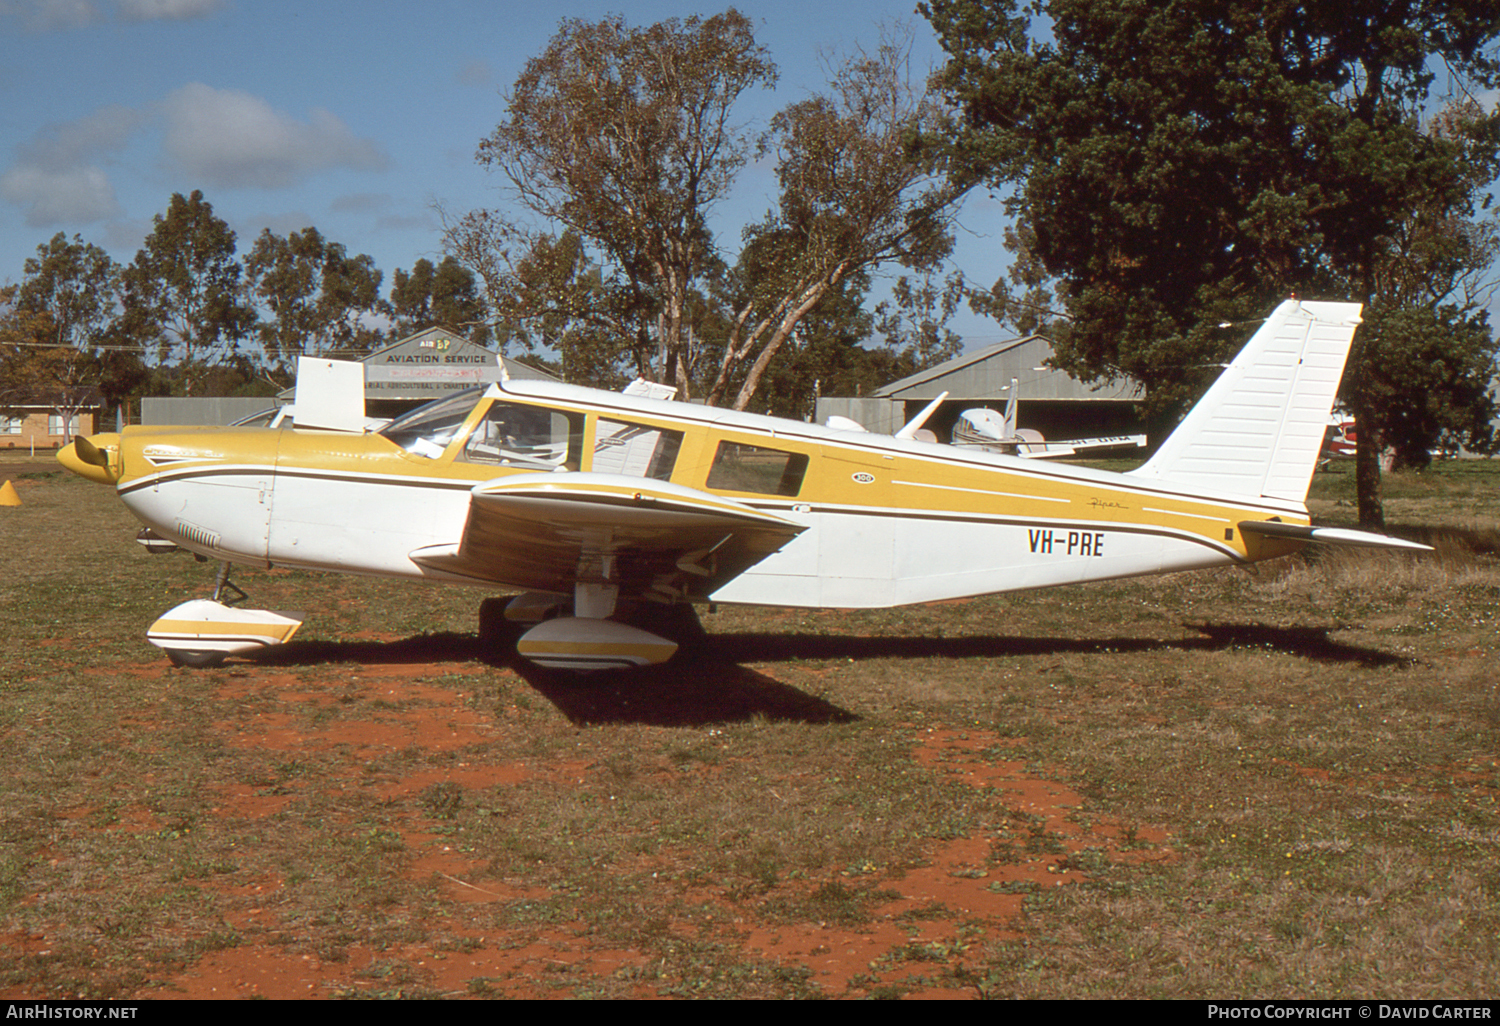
[57,433,122,485]
[73,435,110,468]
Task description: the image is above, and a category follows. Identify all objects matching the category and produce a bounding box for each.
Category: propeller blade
[74,435,109,468]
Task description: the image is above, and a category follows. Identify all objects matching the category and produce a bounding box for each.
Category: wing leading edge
[408,471,806,602]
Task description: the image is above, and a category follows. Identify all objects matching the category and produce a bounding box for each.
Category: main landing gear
[481,590,704,671]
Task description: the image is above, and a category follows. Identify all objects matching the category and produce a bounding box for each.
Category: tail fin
[1128,299,1361,501]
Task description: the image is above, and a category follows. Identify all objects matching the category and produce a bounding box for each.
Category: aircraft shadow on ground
[702,624,1408,668]
[241,620,1408,727]
[246,631,856,727]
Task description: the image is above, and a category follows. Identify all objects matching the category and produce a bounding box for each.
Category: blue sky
[0,0,1015,348]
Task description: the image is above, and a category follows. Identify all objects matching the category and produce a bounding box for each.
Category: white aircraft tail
[1128,299,1361,502]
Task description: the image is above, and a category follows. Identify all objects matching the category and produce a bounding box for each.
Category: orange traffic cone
[0,480,20,506]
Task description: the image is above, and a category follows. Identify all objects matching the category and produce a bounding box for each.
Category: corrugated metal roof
[873,335,1140,402]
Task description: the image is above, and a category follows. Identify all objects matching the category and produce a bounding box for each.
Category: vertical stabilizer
[1127,300,1361,501]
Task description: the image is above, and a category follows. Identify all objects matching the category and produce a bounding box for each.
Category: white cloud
[0,85,389,225]
[115,0,222,21]
[0,105,142,225]
[17,105,146,171]
[0,164,120,226]
[160,83,389,189]
[0,0,103,30]
[0,0,220,29]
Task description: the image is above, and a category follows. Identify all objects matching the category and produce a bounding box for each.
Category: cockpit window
[459,401,583,470]
[379,387,486,458]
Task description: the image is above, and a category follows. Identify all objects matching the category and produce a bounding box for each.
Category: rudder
[1127,299,1361,502]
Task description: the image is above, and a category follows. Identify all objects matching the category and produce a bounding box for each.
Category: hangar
[142,328,556,426]
[814,334,1143,443]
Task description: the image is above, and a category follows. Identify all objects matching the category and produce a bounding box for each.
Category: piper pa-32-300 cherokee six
[59,299,1425,670]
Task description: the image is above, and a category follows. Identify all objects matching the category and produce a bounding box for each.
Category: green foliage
[1353,302,1497,469]
[735,272,878,418]
[705,32,962,410]
[874,269,966,371]
[443,217,653,386]
[245,226,388,373]
[388,257,490,346]
[118,190,257,395]
[16,233,121,357]
[476,9,776,396]
[922,0,1500,455]
[460,13,963,408]
[0,235,128,436]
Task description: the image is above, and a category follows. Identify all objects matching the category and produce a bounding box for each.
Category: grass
[0,459,1497,998]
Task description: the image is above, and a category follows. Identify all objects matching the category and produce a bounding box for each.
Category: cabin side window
[705,441,809,497]
[592,419,683,481]
[459,401,583,470]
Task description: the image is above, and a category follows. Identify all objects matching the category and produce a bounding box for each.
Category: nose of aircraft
[58,432,122,485]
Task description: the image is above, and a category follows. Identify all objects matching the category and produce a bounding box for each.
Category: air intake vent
[174,520,221,551]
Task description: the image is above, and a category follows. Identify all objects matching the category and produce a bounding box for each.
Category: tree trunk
[1354,411,1385,530]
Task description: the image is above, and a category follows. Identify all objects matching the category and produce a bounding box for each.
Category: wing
[408,472,806,602]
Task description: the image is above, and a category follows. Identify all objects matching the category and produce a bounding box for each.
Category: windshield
[229,408,285,429]
[378,387,487,458]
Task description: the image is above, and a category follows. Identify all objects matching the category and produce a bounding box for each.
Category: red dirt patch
[5,651,1173,1000]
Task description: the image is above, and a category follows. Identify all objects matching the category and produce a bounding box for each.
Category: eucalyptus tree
[704,33,964,410]
[470,9,776,396]
[3,233,123,439]
[459,12,967,412]
[245,226,387,375]
[388,257,491,345]
[119,191,256,396]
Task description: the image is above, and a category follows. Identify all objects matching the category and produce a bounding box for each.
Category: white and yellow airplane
[59,299,1424,670]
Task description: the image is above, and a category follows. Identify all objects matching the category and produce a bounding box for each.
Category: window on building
[48,414,80,436]
[706,441,809,497]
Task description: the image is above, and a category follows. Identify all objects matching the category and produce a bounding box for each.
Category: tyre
[165,649,226,669]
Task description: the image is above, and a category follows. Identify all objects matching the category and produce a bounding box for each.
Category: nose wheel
[147,562,303,668]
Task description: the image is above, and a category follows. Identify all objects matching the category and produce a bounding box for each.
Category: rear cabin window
[592,419,683,481]
[706,441,809,497]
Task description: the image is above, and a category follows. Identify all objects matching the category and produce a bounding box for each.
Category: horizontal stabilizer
[1238,520,1432,551]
